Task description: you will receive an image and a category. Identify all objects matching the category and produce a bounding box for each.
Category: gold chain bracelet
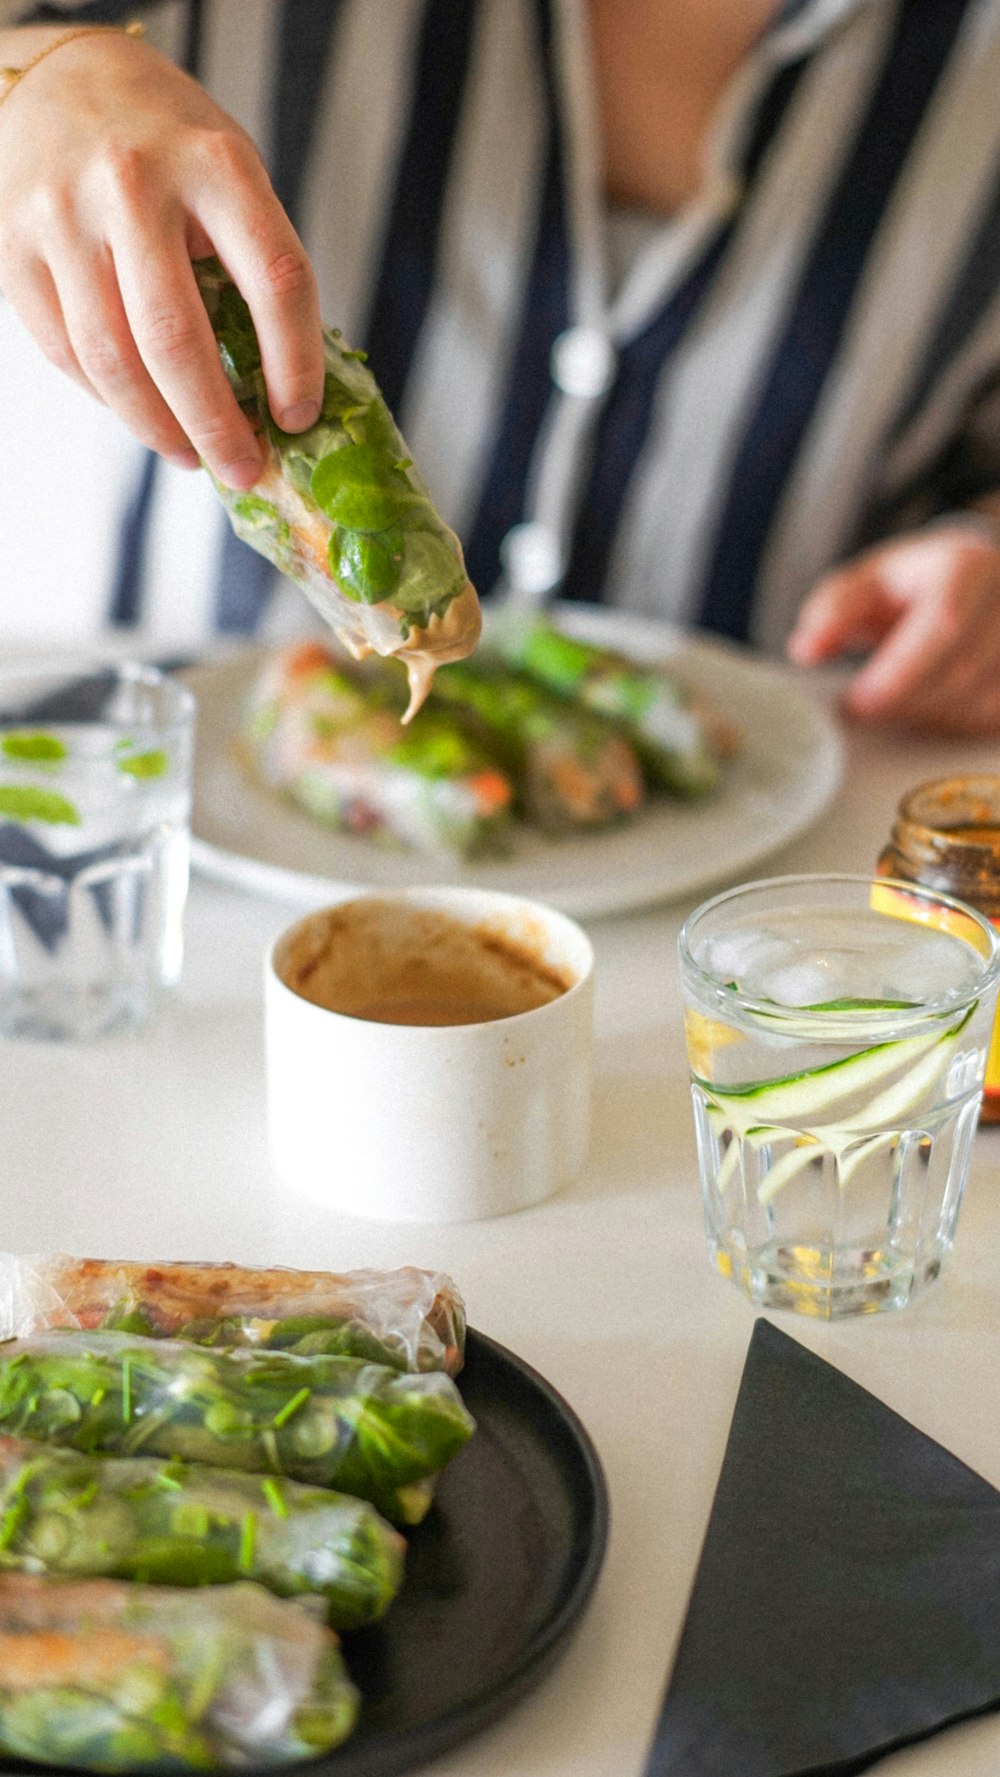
[0,18,145,108]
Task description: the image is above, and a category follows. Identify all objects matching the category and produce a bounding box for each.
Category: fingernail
[279,399,320,432]
[223,454,263,490]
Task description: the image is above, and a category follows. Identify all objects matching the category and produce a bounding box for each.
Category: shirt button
[550,326,618,399]
[499,522,564,596]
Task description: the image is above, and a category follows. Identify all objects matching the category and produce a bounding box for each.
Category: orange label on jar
[869,879,992,955]
[872,875,1000,1102]
[986,932,1000,1102]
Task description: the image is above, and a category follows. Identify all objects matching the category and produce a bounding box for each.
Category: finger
[197,153,324,432]
[185,217,214,262]
[887,621,1000,733]
[959,684,1000,735]
[844,551,996,718]
[861,677,1000,737]
[1,254,102,401]
[786,562,899,664]
[910,628,1000,716]
[52,243,201,467]
[114,230,263,487]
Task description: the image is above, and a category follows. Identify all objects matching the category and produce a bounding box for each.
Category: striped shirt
[4,0,1000,655]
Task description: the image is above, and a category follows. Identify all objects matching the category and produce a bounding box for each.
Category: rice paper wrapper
[195,256,482,719]
[0,1330,475,1524]
[0,1433,405,1632]
[0,1252,466,1375]
[0,1571,358,1769]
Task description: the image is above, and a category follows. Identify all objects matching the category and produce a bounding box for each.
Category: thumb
[786,560,900,665]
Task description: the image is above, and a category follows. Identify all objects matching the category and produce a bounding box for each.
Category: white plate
[182,610,843,919]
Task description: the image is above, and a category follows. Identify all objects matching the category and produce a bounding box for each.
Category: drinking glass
[0,659,195,1040]
[678,873,1000,1317]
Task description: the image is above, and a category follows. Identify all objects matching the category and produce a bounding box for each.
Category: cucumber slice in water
[700,1007,975,1205]
[695,1016,969,1135]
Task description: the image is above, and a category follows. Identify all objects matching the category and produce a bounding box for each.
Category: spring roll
[490,615,727,796]
[0,1332,474,1525]
[243,640,513,855]
[0,1572,358,1769]
[196,257,481,719]
[428,658,645,831]
[0,1252,466,1376]
[0,1435,403,1631]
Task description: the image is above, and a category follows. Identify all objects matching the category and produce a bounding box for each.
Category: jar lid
[889,775,1000,914]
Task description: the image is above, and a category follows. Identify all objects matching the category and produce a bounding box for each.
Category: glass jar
[878,775,1000,1123]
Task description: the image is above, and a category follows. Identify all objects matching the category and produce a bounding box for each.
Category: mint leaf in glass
[0,786,80,825]
[1,732,68,763]
[118,750,169,780]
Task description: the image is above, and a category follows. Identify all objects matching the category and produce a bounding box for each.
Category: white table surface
[4,666,1000,1777]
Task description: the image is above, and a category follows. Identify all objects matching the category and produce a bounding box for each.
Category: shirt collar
[767,0,881,59]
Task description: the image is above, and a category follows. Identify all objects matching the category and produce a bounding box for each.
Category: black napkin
[0,825,139,952]
[645,1319,1000,1777]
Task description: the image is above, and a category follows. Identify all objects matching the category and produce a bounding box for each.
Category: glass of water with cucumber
[0,659,194,1040]
[679,874,1000,1317]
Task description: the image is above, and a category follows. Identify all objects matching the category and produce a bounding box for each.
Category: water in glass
[680,877,1000,1316]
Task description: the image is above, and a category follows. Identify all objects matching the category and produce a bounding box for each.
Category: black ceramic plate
[308,1329,610,1777]
[0,1330,608,1777]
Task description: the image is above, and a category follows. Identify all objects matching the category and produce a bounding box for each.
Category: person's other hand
[786,519,1000,736]
[0,27,324,488]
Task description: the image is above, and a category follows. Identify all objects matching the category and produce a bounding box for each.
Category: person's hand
[0,27,324,488]
[786,519,1000,736]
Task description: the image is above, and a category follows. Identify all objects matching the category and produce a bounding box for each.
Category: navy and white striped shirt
[4,0,1000,654]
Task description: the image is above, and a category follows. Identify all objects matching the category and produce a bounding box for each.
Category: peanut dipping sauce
[276,899,573,1026]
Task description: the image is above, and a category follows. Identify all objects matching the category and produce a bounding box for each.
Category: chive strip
[121,1356,132,1424]
[0,1494,28,1551]
[0,1463,40,1552]
[272,1387,311,1429]
[121,1409,174,1457]
[261,1477,288,1520]
[238,1511,257,1571]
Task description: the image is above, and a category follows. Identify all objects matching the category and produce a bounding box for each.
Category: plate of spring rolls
[182,605,843,917]
[0,1254,608,1776]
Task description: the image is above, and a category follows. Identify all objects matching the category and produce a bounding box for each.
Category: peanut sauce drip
[396,582,483,721]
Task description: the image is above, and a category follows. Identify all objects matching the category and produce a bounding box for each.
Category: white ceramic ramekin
[264,886,594,1223]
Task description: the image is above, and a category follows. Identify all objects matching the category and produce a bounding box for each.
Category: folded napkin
[646,1319,1000,1776]
[0,825,131,951]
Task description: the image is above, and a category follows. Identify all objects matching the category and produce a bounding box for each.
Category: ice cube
[757,962,833,1007]
[881,932,981,1003]
[695,927,794,988]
